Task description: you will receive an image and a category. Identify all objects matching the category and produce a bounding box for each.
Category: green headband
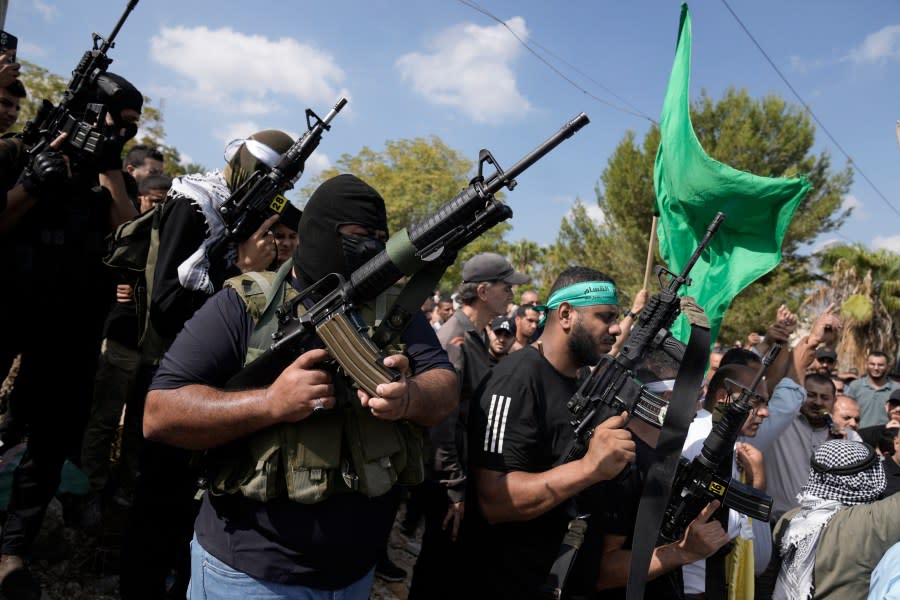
[535,281,619,317]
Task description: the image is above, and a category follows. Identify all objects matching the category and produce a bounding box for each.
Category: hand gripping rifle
[658,344,778,544]
[207,97,348,260]
[224,113,590,396]
[558,212,725,465]
[20,0,139,160]
[542,214,723,600]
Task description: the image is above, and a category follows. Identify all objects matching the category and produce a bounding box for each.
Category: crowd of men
[0,46,898,600]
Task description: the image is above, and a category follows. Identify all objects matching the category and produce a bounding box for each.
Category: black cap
[816,347,837,361]
[889,389,900,405]
[490,315,516,336]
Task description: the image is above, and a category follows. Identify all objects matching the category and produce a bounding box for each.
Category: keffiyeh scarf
[172,170,232,294]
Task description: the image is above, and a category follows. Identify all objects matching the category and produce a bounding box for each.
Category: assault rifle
[20,0,139,160]
[225,112,590,396]
[658,344,777,543]
[557,212,725,465]
[208,97,348,259]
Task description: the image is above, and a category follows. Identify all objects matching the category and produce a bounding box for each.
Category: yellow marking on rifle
[269,194,288,213]
[708,481,726,496]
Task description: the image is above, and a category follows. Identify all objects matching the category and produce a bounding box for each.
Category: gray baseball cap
[462,253,529,285]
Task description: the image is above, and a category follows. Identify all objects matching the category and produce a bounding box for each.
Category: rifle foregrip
[349,184,492,302]
[406,185,487,249]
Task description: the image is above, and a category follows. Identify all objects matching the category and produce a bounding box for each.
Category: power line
[455,0,656,123]
[719,0,900,221]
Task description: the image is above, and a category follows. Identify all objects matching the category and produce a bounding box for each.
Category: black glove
[21,151,69,200]
[97,122,138,172]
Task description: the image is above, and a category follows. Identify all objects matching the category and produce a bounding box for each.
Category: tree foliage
[16,59,203,176]
[812,243,900,367]
[550,87,852,343]
[305,135,512,290]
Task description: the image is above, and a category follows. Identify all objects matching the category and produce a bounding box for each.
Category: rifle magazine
[317,310,400,398]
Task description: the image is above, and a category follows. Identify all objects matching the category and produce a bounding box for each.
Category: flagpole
[643,215,658,289]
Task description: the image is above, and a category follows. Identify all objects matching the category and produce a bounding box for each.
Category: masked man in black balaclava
[293,173,389,286]
[0,71,144,596]
[141,173,458,599]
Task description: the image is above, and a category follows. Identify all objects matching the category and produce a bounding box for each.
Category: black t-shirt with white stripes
[466,345,581,597]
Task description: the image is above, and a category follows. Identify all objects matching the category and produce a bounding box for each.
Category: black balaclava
[93,72,143,136]
[294,174,388,290]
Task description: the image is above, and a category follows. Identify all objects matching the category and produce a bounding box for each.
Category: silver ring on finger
[313,398,325,412]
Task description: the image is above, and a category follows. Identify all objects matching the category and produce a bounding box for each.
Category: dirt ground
[12,497,422,600]
[1,356,423,599]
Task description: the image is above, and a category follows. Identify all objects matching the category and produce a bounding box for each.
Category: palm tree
[806,244,900,373]
[508,239,546,287]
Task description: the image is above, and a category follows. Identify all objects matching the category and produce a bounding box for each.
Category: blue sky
[8,0,900,254]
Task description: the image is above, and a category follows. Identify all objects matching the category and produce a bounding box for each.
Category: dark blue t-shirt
[150,286,452,588]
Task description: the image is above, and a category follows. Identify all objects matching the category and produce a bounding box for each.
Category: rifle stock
[226,113,591,396]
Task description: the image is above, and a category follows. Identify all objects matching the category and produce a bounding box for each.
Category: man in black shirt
[143,174,457,597]
[410,254,527,599]
[0,72,142,592]
[120,131,292,599]
[465,266,636,598]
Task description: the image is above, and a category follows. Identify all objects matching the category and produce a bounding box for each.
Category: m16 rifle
[225,112,590,396]
[658,344,778,543]
[556,212,725,465]
[208,97,348,259]
[20,0,139,160]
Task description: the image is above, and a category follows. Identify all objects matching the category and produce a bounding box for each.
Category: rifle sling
[541,516,588,600]
[625,322,710,600]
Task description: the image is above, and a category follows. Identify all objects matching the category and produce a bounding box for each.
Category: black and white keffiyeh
[172,170,231,294]
[774,440,885,600]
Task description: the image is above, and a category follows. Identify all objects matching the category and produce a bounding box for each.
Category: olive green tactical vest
[205,264,425,503]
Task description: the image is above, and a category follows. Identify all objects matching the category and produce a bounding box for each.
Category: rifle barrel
[675,211,725,283]
[483,112,589,196]
[101,0,139,53]
[321,98,348,126]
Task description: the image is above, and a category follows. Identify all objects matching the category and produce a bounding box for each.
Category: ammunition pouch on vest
[204,263,425,503]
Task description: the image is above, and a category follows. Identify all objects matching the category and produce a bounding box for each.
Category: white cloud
[848,25,900,63]
[841,193,866,219]
[178,152,193,167]
[564,200,605,225]
[216,121,261,146]
[32,0,59,21]
[149,26,347,114]
[395,17,532,123]
[812,238,842,253]
[789,25,900,73]
[873,235,900,252]
[583,203,605,224]
[302,152,331,180]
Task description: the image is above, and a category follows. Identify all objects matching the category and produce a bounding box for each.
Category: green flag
[653,3,810,345]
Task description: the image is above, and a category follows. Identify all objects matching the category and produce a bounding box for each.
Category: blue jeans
[188,537,375,600]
